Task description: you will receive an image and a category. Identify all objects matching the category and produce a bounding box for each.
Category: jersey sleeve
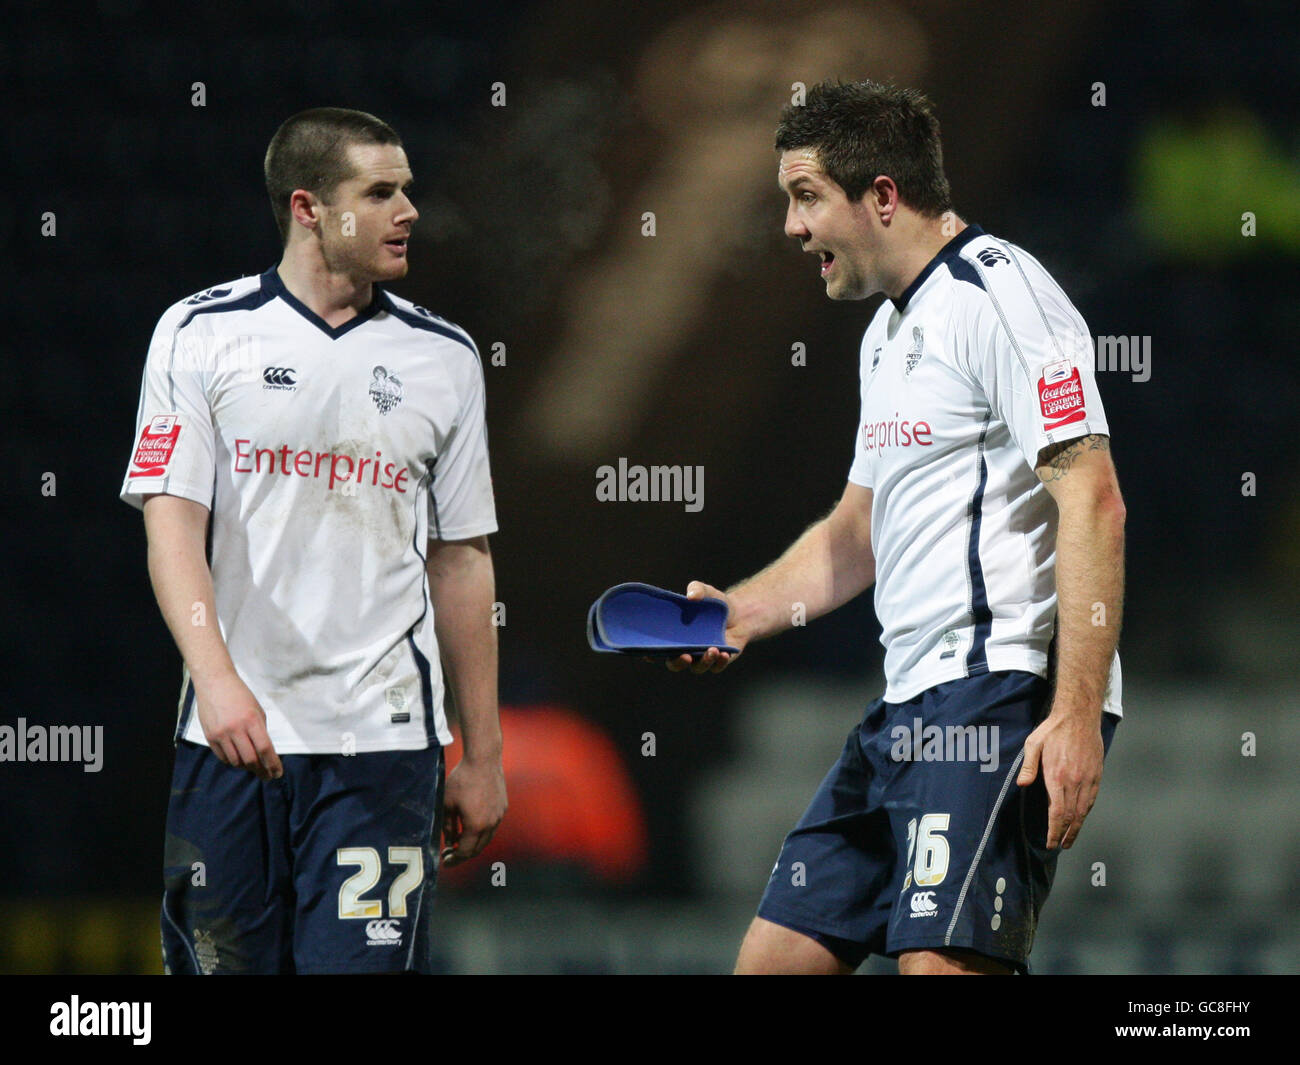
[964,267,1110,470]
[119,307,217,511]
[847,408,872,488]
[428,344,498,540]
[847,331,877,489]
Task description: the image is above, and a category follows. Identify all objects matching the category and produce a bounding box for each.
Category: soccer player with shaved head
[671,81,1125,975]
[122,108,505,973]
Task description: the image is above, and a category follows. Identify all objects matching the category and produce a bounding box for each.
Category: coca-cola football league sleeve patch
[129,414,183,478]
[120,400,215,510]
[1037,358,1087,431]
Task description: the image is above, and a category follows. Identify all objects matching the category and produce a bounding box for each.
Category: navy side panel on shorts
[756,671,1118,972]
[755,699,896,966]
[162,741,295,974]
[163,740,444,975]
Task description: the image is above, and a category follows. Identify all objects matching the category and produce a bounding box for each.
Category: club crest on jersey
[386,687,410,724]
[1038,358,1086,429]
[905,327,924,377]
[369,366,403,414]
[871,346,882,374]
[128,414,181,478]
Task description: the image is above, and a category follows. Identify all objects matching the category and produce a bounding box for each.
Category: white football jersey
[121,268,498,753]
[848,226,1121,715]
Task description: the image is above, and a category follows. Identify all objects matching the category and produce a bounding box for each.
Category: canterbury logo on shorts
[365,918,403,946]
[909,890,939,917]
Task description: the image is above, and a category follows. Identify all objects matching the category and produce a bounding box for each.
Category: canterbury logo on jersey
[976,248,1010,267]
[365,919,402,945]
[233,439,412,493]
[261,366,297,389]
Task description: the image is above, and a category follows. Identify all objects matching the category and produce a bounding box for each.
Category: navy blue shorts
[161,739,444,974]
[756,671,1118,973]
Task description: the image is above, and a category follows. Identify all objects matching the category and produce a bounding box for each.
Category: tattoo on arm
[1035,434,1110,483]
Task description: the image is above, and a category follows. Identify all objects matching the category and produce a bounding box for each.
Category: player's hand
[441,755,507,867]
[1016,709,1104,850]
[194,672,283,781]
[664,581,747,674]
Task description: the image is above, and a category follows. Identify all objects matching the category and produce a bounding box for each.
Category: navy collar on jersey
[890,224,984,311]
[261,266,392,339]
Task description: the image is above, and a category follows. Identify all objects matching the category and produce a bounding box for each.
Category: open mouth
[819,251,835,276]
[385,237,409,254]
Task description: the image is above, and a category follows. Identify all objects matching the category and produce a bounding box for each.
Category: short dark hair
[264,108,403,242]
[774,81,952,217]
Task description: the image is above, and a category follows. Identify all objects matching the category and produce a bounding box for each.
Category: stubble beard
[321,230,401,286]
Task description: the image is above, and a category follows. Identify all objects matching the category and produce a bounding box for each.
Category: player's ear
[871,176,898,223]
[288,189,321,234]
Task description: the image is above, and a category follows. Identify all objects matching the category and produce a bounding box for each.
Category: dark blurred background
[2,0,1297,973]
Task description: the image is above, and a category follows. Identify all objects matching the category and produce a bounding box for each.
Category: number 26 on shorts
[901,813,950,891]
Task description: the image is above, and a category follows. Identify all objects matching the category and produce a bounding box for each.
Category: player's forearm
[143,496,241,691]
[729,506,875,644]
[428,538,501,762]
[1050,492,1125,719]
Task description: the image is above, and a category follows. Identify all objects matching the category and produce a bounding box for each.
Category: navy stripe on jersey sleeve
[383,301,479,357]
